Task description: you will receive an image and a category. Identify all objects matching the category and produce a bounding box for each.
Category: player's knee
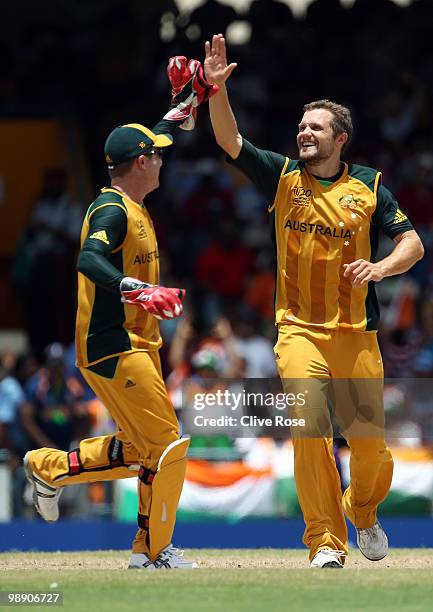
[348,437,390,460]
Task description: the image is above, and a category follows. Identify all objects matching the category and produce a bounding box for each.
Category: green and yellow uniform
[75,187,162,367]
[28,119,194,562]
[230,139,413,332]
[229,139,414,560]
[30,184,181,558]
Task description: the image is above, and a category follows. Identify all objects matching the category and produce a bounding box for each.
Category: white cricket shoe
[356,521,388,561]
[310,549,345,569]
[128,546,198,570]
[153,545,198,569]
[128,553,157,570]
[23,452,63,523]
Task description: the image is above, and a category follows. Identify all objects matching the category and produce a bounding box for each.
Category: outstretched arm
[205,34,242,159]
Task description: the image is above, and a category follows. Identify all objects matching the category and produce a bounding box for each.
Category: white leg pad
[148,438,190,559]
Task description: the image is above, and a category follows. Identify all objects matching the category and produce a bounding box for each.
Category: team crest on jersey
[339,194,364,209]
[135,219,147,239]
[291,187,312,207]
[393,208,408,224]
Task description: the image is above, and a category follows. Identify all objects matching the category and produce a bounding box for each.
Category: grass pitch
[1,549,432,612]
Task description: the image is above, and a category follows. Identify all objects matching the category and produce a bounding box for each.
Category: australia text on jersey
[284,219,352,239]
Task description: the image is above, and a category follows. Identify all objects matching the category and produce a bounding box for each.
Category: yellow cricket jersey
[229,140,414,332]
[75,187,162,367]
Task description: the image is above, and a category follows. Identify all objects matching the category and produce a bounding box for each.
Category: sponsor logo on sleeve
[89,230,110,245]
[393,208,408,224]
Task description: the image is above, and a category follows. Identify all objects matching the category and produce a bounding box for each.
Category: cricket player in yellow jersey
[23,57,218,570]
[204,34,424,568]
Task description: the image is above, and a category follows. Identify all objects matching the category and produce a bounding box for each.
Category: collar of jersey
[101,187,144,209]
[305,162,348,191]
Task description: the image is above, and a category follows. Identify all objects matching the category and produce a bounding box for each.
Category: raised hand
[165,56,219,130]
[204,34,237,86]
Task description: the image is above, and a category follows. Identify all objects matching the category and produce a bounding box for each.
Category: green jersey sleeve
[372,184,414,240]
[77,205,127,292]
[152,119,177,139]
[226,139,286,203]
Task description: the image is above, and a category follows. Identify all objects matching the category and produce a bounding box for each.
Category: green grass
[1,549,432,612]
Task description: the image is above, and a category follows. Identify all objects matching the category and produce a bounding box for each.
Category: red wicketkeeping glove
[164,56,219,130]
[193,61,219,105]
[120,277,186,320]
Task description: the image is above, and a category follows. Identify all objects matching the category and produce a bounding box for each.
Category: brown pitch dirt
[1,549,432,571]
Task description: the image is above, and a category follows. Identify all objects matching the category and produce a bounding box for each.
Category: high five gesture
[204,34,237,86]
[205,34,242,159]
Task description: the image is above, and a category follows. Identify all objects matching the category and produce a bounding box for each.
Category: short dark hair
[303,99,353,152]
[108,158,135,180]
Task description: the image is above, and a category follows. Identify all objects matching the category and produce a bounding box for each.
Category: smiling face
[297,108,347,165]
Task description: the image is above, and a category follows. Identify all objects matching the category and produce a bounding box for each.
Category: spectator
[196,218,253,322]
[12,169,83,358]
[22,343,90,451]
[231,310,277,378]
[0,352,29,516]
[396,154,433,228]
[244,249,276,322]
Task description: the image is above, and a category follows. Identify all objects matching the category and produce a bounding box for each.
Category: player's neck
[306,158,342,179]
[111,181,148,205]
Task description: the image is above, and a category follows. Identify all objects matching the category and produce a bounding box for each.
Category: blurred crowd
[0,343,116,517]
[1,0,433,517]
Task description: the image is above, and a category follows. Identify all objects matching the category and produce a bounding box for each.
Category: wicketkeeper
[23,57,217,570]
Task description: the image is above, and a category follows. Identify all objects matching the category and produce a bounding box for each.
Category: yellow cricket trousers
[275,324,393,561]
[29,350,179,556]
